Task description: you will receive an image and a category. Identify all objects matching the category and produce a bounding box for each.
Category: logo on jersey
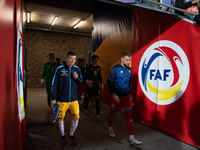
[138,40,190,105]
[94,71,97,75]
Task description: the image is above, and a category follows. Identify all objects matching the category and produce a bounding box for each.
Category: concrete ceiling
[24,0,94,35]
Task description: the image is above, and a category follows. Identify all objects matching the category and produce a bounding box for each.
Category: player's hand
[41,79,44,87]
[112,93,120,103]
[197,3,200,8]
[101,84,104,92]
[130,95,133,101]
[51,100,56,109]
[73,71,78,79]
[130,95,135,107]
[86,80,93,88]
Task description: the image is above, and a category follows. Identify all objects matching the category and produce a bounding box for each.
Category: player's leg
[81,83,86,107]
[69,100,80,145]
[94,95,101,121]
[84,86,92,115]
[46,86,52,113]
[121,95,142,145]
[93,87,101,121]
[77,84,81,101]
[47,94,52,113]
[77,83,83,111]
[57,102,69,145]
[107,95,120,137]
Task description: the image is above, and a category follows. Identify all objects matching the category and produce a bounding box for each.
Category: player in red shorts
[107,51,142,146]
[77,59,86,106]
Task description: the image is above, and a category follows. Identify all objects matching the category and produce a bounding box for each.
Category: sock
[129,135,134,141]
[108,109,117,127]
[124,111,134,135]
[58,119,65,136]
[95,98,100,115]
[70,119,79,136]
[108,126,113,130]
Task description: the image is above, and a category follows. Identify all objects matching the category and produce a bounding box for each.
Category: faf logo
[138,40,190,105]
[16,21,25,121]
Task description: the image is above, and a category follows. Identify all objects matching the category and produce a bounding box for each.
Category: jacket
[107,63,132,97]
[51,64,83,102]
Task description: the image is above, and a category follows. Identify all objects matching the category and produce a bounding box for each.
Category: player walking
[84,55,103,121]
[107,51,142,146]
[51,51,83,145]
[41,53,60,113]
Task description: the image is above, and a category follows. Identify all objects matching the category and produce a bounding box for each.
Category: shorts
[110,94,132,110]
[86,85,100,98]
[77,83,86,96]
[57,100,79,119]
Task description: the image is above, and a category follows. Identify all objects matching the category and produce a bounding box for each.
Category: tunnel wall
[24,29,92,88]
[93,1,200,148]
[0,0,27,149]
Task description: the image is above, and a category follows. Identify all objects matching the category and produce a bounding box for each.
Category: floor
[26,88,198,150]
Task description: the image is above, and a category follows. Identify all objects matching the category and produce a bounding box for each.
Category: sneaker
[60,136,66,145]
[108,128,115,138]
[129,138,142,146]
[96,115,102,122]
[48,108,52,114]
[68,135,77,145]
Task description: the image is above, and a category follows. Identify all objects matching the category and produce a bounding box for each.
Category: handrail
[127,0,198,16]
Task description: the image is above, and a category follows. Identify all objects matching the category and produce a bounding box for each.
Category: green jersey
[42,62,60,94]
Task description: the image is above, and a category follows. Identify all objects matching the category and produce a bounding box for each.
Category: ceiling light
[27,12,30,23]
[51,17,58,25]
[73,20,83,28]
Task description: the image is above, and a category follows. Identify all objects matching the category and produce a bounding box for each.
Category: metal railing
[119,0,198,16]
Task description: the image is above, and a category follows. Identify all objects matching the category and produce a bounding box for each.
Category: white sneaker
[129,138,142,145]
[108,128,115,138]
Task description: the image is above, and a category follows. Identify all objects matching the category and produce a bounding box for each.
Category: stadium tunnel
[1,0,200,149]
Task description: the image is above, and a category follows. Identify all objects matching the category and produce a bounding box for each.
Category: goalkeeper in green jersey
[41,53,60,113]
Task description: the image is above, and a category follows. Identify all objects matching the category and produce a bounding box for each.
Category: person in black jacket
[175,0,200,23]
[84,55,103,121]
[51,51,83,145]
[175,0,200,15]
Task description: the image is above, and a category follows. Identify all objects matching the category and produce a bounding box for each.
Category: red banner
[132,7,200,147]
[93,1,200,147]
[0,0,27,149]
[16,0,27,149]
